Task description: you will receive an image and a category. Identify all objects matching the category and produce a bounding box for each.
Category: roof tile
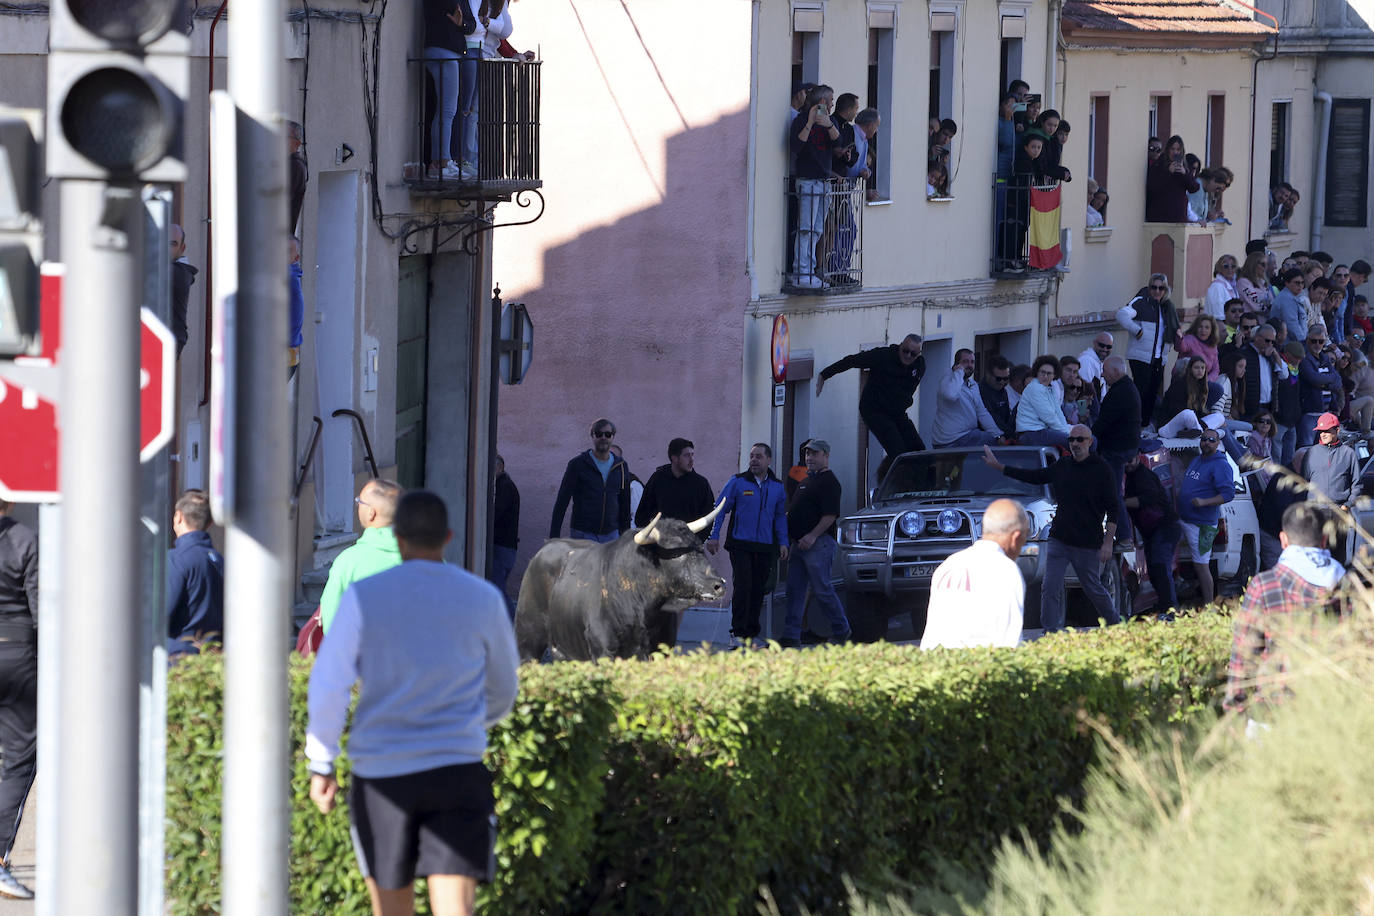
[1062,0,1273,35]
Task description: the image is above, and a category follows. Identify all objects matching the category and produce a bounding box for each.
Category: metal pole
[35,502,60,916]
[55,179,143,915]
[223,0,290,910]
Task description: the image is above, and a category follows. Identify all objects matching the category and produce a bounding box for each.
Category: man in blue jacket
[550,419,633,542]
[1177,430,1235,606]
[706,443,790,647]
[166,490,225,657]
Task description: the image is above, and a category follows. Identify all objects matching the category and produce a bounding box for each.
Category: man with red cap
[1303,413,1360,510]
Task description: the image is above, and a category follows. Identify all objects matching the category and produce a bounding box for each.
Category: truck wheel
[847,592,893,643]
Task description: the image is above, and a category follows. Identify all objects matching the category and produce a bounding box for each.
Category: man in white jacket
[922,499,1031,649]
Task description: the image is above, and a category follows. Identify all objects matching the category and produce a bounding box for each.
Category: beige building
[0,4,544,606]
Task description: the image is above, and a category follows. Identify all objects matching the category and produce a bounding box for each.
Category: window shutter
[1326,100,1370,228]
[930,10,956,31]
[793,7,823,32]
[1000,13,1026,37]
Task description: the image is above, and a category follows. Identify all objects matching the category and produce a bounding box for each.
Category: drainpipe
[745,0,761,302]
[1045,0,1060,109]
[1311,91,1332,252]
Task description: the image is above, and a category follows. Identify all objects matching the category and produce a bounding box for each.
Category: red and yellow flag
[1028,184,1062,269]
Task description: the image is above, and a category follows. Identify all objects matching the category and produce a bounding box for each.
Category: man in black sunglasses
[550,419,634,542]
[1117,273,1180,417]
[816,333,927,478]
[982,425,1121,631]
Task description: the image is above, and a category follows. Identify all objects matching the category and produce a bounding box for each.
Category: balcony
[989,175,1066,280]
[406,58,541,200]
[782,178,865,295]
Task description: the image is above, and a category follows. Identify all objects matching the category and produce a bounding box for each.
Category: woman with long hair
[1015,355,1072,447]
[1215,349,1253,459]
[1176,314,1221,380]
[1244,410,1277,490]
[1158,356,1221,437]
[1034,110,1072,182]
[1236,250,1274,316]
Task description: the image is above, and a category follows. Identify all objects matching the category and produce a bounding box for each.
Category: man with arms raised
[921,499,1031,649]
[306,491,519,916]
[816,334,926,478]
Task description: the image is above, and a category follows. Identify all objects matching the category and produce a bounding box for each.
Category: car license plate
[904,564,937,579]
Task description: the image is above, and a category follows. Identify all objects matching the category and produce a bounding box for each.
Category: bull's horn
[686,498,727,534]
[633,514,662,545]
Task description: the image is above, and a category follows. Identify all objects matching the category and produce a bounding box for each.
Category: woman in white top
[481,0,537,59]
[1015,356,1072,447]
[1203,254,1239,320]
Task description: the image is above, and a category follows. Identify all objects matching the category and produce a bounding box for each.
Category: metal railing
[408,57,541,187]
[783,177,865,293]
[990,174,1060,277]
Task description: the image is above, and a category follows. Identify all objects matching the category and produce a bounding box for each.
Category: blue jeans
[793,179,829,282]
[1042,538,1119,632]
[1144,519,1182,611]
[423,47,461,162]
[784,534,849,640]
[1298,412,1324,449]
[488,544,517,619]
[446,46,481,167]
[1221,418,1252,461]
[1272,420,1296,467]
[935,429,1000,449]
[1019,428,1068,448]
[570,528,619,544]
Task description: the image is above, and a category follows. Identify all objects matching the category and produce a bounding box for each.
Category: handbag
[295,606,324,657]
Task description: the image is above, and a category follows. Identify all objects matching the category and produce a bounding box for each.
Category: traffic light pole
[54,179,143,915]
[222,0,290,911]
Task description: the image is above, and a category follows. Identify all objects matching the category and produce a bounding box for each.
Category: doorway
[396,256,430,490]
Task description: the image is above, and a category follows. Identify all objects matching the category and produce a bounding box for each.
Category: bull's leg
[514,606,549,663]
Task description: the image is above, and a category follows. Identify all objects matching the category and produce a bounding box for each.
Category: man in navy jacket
[166,490,225,656]
[707,443,790,646]
[550,419,633,542]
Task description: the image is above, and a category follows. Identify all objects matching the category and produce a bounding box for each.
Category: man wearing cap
[1303,413,1360,510]
[1123,445,1182,612]
[782,439,850,646]
[1297,323,1341,448]
[982,426,1120,631]
[920,499,1031,649]
[1178,428,1235,606]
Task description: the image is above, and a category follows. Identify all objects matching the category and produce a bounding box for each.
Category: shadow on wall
[494,107,752,600]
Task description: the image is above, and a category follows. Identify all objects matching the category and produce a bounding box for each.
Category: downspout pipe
[1045,0,1060,109]
[1311,91,1332,252]
[745,0,760,302]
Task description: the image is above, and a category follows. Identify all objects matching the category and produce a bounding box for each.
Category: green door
[396,256,429,490]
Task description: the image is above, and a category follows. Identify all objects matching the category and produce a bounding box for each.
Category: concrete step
[301,567,329,606]
[311,531,359,570]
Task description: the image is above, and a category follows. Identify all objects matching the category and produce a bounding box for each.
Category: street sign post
[0,267,177,501]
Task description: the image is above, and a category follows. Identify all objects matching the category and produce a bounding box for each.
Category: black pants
[0,641,36,862]
[1129,359,1163,421]
[728,549,773,638]
[863,409,925,460]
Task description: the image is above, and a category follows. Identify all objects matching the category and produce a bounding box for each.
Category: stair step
[311,531,359,570]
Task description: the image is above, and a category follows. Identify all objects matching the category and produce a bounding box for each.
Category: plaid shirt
[1224,563,1344,715]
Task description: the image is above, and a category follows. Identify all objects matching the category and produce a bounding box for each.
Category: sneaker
[778,637,802,649]
[828,629,852,645]
[0,864,32,900]
[438,164,464,181]
[791,276,824,290]
[458,161,479,181]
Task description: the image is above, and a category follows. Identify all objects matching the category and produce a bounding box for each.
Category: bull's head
[630,501,726,602]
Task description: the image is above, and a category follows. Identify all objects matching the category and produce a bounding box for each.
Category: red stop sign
[0,266,176,502]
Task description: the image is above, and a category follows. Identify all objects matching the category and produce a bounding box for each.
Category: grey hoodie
[1304,442,1361,506]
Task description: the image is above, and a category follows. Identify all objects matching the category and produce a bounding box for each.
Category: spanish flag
[1028,184,1062,269]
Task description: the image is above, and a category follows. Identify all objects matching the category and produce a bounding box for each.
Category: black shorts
[348,762,495,889]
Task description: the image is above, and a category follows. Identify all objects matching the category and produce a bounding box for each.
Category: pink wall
[491,0,753,587]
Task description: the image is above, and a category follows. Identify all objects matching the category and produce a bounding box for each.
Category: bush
[164,614,1231,914]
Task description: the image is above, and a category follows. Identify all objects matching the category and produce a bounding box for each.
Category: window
[1206,94,1225,166]
[1089,95,1110,190]
[1326,98,1370,227]
[928,28,955,123]
[1149,94,1171,141]
[791,30,819,90]
[867,14,895,200]
[1269,101,1290,189]
[999,38,1022,99]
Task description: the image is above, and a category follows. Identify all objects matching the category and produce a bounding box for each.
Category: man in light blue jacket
[707,443,790,647]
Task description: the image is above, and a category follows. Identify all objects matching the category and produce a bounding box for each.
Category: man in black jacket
[979,355,1016,438]
[816,334,926,477]
[489,455,520,617]
[635,438,715,528]
[167,490,225,657]
[550,419,633,542]
[983,426,1120,631]
[1092,356,1142,540]
[0,499,37,899]
[170,224,198,358]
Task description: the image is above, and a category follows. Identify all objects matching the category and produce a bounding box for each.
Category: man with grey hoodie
[1303,412,1361,509]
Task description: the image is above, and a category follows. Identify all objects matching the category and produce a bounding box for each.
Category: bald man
[1077,332,1116,389]
[983,425,1120,631]
[921,499,1031,649]
[320,479,404,633]
[170,223,198,357]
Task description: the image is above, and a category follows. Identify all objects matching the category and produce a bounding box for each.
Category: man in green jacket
[320,479,404,633]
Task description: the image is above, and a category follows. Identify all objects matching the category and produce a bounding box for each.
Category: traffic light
[0,107,40,358]
[46,0,191,183]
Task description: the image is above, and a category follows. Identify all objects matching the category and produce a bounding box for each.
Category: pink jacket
[1176,334,1219,380]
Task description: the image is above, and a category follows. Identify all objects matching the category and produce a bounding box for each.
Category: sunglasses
[594,430,616,438]
[1149,146,1162,153]
[992,374,1010,382]
[1149,285,1167,291]
[899,348,920,357]
[1067,436,1090,443]
[1095,342,1113,350]
[1201,436,1220,443]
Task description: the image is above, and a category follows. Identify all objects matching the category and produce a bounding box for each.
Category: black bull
[515,507,727,661]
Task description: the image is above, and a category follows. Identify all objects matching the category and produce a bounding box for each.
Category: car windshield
[876,450,1046,501]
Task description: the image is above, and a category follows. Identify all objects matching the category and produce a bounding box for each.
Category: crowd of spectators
[1143,134,1234,225]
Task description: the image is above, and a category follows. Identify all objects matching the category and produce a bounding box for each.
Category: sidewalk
[0,777,35,913]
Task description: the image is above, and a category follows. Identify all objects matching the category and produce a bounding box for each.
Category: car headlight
[897,511,924,537]
[937,509,962,535]
[859,520,891,542]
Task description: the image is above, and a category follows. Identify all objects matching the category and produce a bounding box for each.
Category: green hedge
[164,614,1232,914]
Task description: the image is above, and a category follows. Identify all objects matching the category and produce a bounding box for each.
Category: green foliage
[164,614,1231,914]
